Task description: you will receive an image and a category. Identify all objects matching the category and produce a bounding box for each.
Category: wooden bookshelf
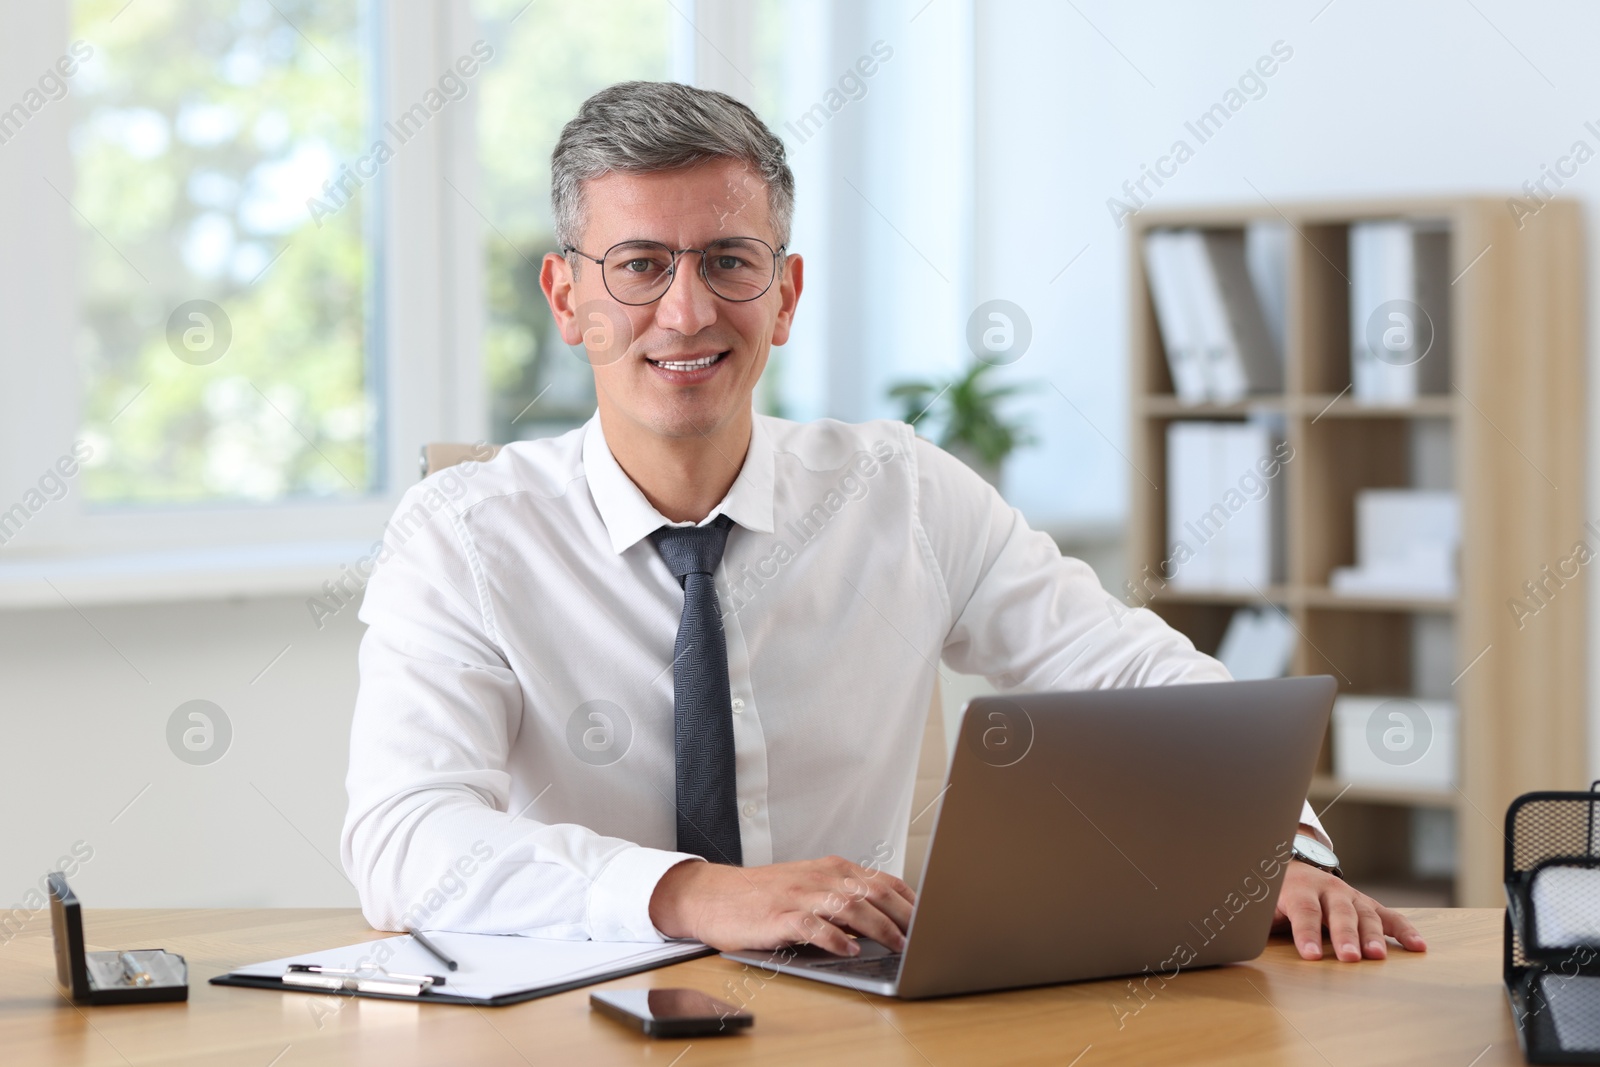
[1127,198,1587,907]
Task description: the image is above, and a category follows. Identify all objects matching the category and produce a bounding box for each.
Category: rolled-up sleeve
[340,482,699,939]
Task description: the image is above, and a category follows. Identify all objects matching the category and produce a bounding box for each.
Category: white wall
[0,596,365,913]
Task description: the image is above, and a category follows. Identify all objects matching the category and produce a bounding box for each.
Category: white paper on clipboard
[229,931,708,1002]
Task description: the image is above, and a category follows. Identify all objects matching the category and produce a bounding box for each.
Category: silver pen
[286,963,446,987]
[119,952,153,987]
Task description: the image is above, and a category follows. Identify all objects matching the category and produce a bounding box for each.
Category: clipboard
[211,930,715,1007]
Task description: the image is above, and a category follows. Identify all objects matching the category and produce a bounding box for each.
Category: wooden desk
[2,908,1522,1066]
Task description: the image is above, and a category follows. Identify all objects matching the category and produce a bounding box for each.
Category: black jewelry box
[48,872,187,1005]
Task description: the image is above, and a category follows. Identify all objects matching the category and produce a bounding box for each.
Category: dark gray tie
[650,514,742,866]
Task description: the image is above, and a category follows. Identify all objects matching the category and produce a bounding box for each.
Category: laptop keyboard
[805,953,903,981]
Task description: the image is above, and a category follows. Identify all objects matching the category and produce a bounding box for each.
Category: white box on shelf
[1358,489,1459,567]
[1332,695,1458,790]
[1331,489,1460,597]
[1330,552,1455,597]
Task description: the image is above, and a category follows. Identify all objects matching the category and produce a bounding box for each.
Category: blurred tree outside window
[72,0,374,505]
[475,0,671,445]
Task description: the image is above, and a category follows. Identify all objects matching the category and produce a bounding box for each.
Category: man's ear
[541,251,584,345]
[769,252,804,347]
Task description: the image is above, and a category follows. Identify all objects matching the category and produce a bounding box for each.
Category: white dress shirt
[342,411,1323,941]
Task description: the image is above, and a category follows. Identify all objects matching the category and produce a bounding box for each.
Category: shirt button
[742,802,759,818]
[731,698,745,713]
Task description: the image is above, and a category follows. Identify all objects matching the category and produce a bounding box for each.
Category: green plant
[887,361,1038,468]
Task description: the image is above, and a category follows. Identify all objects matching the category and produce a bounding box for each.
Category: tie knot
[650,513,735,582]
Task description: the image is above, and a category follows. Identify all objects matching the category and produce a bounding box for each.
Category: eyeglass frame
[561,236,789,306]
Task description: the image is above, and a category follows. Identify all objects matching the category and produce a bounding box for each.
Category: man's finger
[786,911,858,956]
[839,863,915,920]
[1379,905,1428,952]
[1354,900,1387,960]
[862,879,915,931]
[881,872,917,907]
[851,863,916,906]
[1323,891,1362,962]
[1283,896,1323,960]
[834,896,908,952]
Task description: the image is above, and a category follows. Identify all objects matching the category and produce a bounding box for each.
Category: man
[342,81,1425,965]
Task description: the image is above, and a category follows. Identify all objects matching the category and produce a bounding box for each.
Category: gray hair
[551,81,795,251]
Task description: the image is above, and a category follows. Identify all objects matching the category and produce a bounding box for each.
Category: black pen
[407,928,459,972]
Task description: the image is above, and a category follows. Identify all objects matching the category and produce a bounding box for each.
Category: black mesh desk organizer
[1506,787,1600,1063]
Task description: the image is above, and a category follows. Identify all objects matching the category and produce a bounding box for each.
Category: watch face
[1295,833,1340,869]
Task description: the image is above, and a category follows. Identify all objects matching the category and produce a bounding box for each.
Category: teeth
[653,353,721,371]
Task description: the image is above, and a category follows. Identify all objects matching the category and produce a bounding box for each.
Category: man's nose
[652,253,720,336]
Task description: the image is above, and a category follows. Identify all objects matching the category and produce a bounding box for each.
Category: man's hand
[1275,860,1428,961]
[648,856,916,956]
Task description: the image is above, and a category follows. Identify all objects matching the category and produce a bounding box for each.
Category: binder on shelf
[1166,421,1215,587]
[1349,220,1452,403]
[1245,221,1289,362]
[1413,224,1453,393]
[1144,228,1282,404]
[1142,230,1208,404]
[1165,418,1285,591]
[1187,229,1282,403]
[1177,232,1235,402]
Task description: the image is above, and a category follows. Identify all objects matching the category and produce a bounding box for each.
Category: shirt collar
[581,409,776,555]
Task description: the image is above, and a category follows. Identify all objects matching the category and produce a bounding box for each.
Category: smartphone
[590,987,753,1037]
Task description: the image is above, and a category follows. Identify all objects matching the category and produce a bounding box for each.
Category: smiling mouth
[646,351,729,372]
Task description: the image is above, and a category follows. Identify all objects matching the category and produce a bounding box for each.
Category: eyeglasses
[563,237,786,306]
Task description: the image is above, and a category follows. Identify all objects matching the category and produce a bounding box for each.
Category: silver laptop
[722,675,1336,998]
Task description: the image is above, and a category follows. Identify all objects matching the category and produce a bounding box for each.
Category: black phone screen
[591,988,752,1036]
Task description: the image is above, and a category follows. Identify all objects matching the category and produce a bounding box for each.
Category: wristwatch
[1292,833,1343,879]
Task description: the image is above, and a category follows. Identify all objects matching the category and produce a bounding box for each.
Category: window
[0,1,975,571]
[71,0,377,505]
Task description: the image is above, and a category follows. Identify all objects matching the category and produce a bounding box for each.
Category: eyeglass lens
[602,239,776,304]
